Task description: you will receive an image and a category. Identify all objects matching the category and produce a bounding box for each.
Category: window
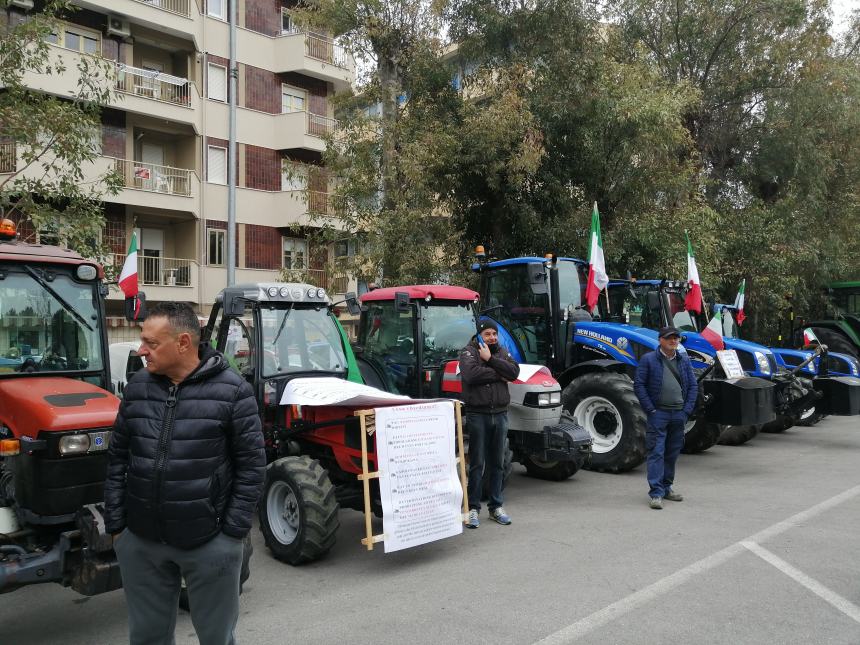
[207,63,227,102]
[282,10,300,34]
[208,229,225,266]
[282,237,307,270]
[207,145,227,184]
[207,0,225,19]
[45,24,100,55]
[281,85,306,113]
[281,163,308,192]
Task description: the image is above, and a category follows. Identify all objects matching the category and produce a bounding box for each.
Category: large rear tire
[522,457,579,481]
[796,406,825,427]
[717,424,760,446]
[259,456,339,565]
[811,328,859,359]
[761,414,795,433]
[563,372,646,473]
[681,416,721,454]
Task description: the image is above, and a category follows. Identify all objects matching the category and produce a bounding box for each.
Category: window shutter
[207,146,227,184]
[207,63,227,102]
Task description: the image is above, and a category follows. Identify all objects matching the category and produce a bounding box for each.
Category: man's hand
[478,342,491,362]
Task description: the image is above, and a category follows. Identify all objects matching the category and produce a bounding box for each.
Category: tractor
[471,255,774,473]
[351,285,592,482]
[795,281,860,359]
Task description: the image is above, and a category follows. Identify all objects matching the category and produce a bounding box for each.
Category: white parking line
[532,484,860,645]
[741,541,860,625]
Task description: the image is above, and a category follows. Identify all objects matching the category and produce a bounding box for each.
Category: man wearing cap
[459,320,520,528]
[634,326,698,510]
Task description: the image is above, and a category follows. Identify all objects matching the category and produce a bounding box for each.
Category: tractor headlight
[538,393,550,406]
[267,287,279,297]
[550,391,561,405]
[533,391,562,407]
[754,351,771,375]
[850,360,859,376]
[59,434,90,455]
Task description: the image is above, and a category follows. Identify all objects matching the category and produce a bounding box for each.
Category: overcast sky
[831,0,856,36]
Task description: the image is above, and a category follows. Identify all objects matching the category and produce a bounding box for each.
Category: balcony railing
[283,268,349,294]
[0,142,15,173]
[307,113,336,138]
[132,0,191,17]
[112,158,193,196]
[281,9,350,69]
[307,190,333,215]
[112,254,196,287]
[115,63,193,107]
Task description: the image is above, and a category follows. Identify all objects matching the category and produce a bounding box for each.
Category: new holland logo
[617,337,629,350]
[576,329,614,345]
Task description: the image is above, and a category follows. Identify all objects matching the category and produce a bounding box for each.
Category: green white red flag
[684,232,703,314]
[584,202,608,312]
[733,279,746,326]
[803,327,819,347]
[118,232,138,298]
[701,309,725,351]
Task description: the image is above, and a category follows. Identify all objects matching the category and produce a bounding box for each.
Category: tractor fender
[556,360,630,389]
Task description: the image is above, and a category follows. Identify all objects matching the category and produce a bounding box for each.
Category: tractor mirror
[124,292,146,322]
[646,290,660,312]
[394,291,411,313]
[528,262,547,295]
[345,292,361,316]
[223,294,245,316]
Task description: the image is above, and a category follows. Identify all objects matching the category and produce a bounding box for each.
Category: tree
[0,0,122,262]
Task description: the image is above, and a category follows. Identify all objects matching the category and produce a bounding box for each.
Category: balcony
[74,1,197,40]
[112,63,200,129]
[109,253,201,302]
[207,102,334,151]
[280,268,350,295]
[131,0,192,17]
[113,158,193,196]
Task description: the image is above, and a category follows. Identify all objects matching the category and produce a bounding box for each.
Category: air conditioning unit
[106,15,131,38]
[9,0,35,10]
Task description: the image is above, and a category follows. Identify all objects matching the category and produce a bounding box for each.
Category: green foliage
[0,0,122,264]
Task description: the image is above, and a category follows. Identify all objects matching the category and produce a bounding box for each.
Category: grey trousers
[114,528,245,645]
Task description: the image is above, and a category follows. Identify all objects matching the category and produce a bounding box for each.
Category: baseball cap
[658,326,682,339]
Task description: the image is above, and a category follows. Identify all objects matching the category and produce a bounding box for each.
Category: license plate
[89,431,111,452]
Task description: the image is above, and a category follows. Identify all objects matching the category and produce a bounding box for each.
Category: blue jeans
[645,409,686,499]
[466,411,508,512]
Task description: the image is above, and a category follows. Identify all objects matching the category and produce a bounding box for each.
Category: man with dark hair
[634,326,698,510]
[104,302,265,645]
[459,320,519,528]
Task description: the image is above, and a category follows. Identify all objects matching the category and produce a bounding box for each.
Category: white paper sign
[280,377,412,407]
[716,350,746,379]
[374,401,464,553]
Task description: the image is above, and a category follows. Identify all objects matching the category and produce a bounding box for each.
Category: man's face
[659,334,681,353]
[138,316,182,375]
[480,328,498,346]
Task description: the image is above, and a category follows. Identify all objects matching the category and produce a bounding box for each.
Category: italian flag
[584,202,608,312]
[701,309,725,351]
[684,232,702,314]
[733,279,746,326]
[803,327,819,347]
[119,232,139,299]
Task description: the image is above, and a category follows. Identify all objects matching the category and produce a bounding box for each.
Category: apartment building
[0,0,358,341]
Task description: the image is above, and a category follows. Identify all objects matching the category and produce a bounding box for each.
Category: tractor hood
[0,377,120,438]
[771,348,818,376]
[574,322,662,364]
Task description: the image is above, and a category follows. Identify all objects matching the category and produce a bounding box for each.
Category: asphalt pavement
[4,416,860,645]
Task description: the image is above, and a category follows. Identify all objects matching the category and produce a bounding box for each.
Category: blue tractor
[603,280,860,443]
[473,256,775,472]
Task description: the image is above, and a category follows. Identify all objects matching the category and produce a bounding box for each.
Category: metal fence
[115,63,193,107]
[305,33,350,69]
[112,254,195,287]
[307,191,332,215]
[132,0,191,17]
[307,113,337,138]
[112,158,193,196]
[284,268,349,294]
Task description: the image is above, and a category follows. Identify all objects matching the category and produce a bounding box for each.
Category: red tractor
[0,221,123,595]
[352,285,592,481]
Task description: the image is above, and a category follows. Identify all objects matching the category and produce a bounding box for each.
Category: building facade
[0,0,357,341]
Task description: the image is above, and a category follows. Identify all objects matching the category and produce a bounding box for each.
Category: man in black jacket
[459,320,520,528]
[104,302,265,645]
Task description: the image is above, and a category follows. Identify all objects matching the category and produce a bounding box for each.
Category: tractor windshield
[483,265,549,364]
[600,284,659,328]
[665,290,697,331]
[832,286,860,315]
[421,302,476,365]
[0,271,104,375]
[258,306,348,377]
[720,307,740,339]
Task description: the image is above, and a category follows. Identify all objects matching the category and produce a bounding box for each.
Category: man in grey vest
[633,326,698,509]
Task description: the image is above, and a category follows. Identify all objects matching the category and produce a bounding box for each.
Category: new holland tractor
[605,279,860,442]
[351,285,592,481]
[471,255,774,472]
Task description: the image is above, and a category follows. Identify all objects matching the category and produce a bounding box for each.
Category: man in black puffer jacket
[104,302,265,645]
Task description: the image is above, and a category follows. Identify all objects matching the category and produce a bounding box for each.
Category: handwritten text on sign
[374,401,463,553]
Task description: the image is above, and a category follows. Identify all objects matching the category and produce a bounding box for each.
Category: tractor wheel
[563,372,646,473]
[681,416,721,454]
[259,456,339,565]
[522,457,579,481]
[179,535,252,611]
[811,328,859,359]
[717,424,760,446]
[479,438,513,500]
[760,414,795,433]
[796,406,825,427]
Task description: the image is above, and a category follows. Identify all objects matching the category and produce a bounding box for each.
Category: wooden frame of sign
[353,401,469,551]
